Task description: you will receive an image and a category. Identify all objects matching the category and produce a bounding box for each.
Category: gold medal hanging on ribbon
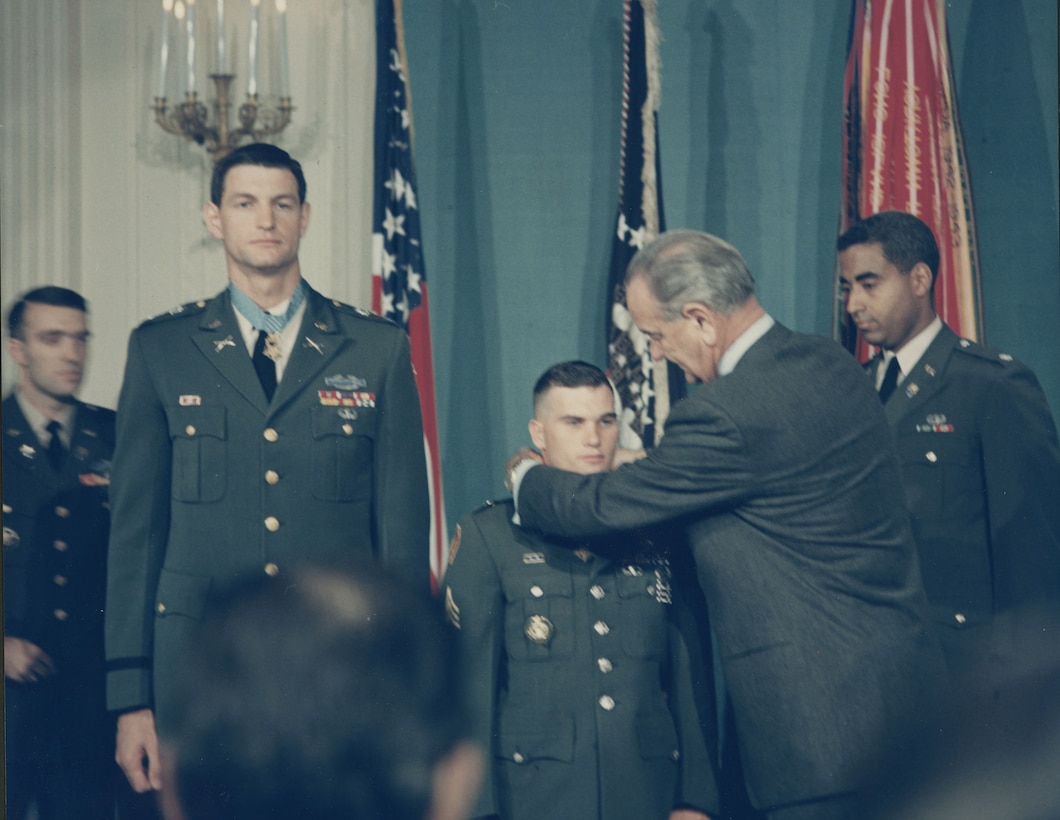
[263,332,284,362]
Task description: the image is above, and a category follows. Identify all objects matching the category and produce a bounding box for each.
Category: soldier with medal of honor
[105,143,430,798]
[443,361,714,820]
[838,211,1060,686]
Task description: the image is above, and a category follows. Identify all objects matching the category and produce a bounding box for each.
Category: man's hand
[669,811,711,820]
[613,447,646,468]
[4,637,55,682]
[504,447,542,493]
[116,708,163,792]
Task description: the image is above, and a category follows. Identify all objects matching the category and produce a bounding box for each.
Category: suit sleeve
[518,396,754,539]
[978,363,1060,613]
[664,542,721,814]
[373,328,430,592]
[105,327,173,712]
[441,513,504,819]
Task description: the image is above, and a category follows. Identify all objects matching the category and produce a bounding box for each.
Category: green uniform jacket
[874,323,1060,674]
[105,286,429,726]
[443,499,717,820]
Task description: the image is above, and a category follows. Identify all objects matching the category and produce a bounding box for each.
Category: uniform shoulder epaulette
[80,402,115,417]
[327,299,400,328]
[953,337,1019,367]
[140,299,209,327]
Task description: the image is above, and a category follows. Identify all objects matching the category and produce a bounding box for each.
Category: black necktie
[46,419,67,471]
[253,330,277,402]
[878,356,900,404]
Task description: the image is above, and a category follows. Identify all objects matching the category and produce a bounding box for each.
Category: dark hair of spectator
[7,286,88,340]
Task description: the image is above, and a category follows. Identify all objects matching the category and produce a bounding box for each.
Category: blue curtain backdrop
[401,0,1060,528]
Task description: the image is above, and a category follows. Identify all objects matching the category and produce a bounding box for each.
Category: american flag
[372,0,447,588]
[837,0,984,360]
[607,0,684,450]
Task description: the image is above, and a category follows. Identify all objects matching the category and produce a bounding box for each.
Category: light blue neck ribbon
[228,280,308,334]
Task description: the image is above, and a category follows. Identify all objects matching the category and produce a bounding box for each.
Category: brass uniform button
[54,506,70,518]
[53,575,68,587]
[264,562,280,576]
[54,540,68,552]
[342,424,353,435]
[185,424,196,436]
[593,620,610,636]
[263,428,279,442]
[954,613,967,624]
[157,602,166,614]
[530,584,544,598]
[54,609,69,621]
[265,470,280,485]
[590,584,605,600]
[597,658,613,673]
[598,695,615,711]
[264,517,280,532]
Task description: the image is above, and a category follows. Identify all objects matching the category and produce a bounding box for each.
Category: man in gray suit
[105,144,430,797]
[510,231,943,819]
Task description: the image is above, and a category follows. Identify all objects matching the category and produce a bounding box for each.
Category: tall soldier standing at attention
[105,143,430,796]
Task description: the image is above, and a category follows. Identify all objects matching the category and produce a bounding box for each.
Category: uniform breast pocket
[310,406,375,502]
[167,406,226,502]
[502,567,575,661]
[896,432,979,521]
[615,568,669,659]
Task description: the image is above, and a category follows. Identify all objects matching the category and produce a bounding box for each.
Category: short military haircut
[7,286,88,340]
[626,230,756,320]
[210,142,307,206]
[165,561,469,820]
[836,211,940,287]
[532,360,612,415]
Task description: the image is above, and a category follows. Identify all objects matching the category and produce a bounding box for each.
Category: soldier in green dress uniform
[443,361,716,820]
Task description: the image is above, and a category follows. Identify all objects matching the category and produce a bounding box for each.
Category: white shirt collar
[881,315,943,383]
[718,313,775,377]
[15,390,76,448]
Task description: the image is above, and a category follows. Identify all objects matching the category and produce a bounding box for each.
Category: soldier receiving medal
[443,361,714,820]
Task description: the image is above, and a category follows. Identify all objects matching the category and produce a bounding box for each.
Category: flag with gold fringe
[837,0,984,360]
[372,0,447,588]
[607,0,684,449]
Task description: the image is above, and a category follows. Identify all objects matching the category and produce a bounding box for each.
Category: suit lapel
[267,289,351,418]
[191,291,271,413]
[883,324,957,426]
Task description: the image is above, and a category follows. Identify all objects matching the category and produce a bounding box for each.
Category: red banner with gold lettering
[837,0,984,360]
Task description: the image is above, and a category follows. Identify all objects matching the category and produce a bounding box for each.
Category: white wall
[2,0,378,410]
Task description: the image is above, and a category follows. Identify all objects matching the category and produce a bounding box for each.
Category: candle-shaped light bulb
[216,0,225,72]
[158,0,174,98]
[186,0,197,94]
[276,0,290,98]
[175,1,186,96]
[248,0,261,97]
